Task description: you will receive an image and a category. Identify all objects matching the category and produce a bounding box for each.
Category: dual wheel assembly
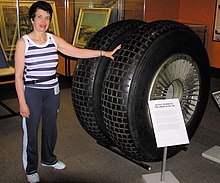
[72,20,210,162]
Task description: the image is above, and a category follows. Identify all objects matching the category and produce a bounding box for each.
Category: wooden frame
[213,0,220,41]
[73,8,111,48]
[0,1,60,51]
[0,38,15,77]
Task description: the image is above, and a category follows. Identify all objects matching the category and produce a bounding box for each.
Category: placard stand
[202,145,220,164]
[142,147,179,183]
[142,99,189,183]
[201,91,220,164]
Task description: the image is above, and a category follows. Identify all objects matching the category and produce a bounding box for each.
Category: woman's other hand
[20,103,30,118]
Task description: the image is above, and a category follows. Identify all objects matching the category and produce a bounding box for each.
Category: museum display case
[0,0,145,80]
[0,0,75,79]
[1,0,218,81]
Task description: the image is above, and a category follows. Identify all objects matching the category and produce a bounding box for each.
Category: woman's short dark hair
[29,1,53,21]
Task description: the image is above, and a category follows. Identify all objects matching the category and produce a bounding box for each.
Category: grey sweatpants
[22,86,60,175]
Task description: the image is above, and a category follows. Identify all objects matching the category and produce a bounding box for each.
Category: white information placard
[148,98,189,148]
[212,90,220,109]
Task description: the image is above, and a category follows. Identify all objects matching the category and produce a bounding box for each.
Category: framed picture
[0,38,14,77]
[213,0,220,41]
[73,8,112,48]
[0,39,8,68]
[0,1,60,51]
[212,90,220,110]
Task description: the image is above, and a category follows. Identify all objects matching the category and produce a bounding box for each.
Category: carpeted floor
[0,77,219,183]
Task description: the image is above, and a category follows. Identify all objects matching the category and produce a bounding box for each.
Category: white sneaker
[27,173,40,183]
[42,161,66,170]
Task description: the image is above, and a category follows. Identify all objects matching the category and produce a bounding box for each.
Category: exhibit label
[148,98,189,148]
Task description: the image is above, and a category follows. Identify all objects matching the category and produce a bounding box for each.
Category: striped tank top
[23,33,59,89]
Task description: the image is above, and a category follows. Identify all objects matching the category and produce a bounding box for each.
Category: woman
[14,1,120,183]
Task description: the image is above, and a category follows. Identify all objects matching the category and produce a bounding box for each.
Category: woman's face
[32,8,51,32]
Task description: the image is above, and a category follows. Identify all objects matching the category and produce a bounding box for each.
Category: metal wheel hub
[149,54,201,124]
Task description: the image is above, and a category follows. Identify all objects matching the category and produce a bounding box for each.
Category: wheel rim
[149,53,201,124]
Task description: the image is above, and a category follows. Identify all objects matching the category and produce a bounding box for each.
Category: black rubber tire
[72,20,147,144]
[101,20,210,161]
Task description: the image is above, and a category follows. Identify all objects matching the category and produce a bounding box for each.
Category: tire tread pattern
[101,20,191,160]
[72,20,146,144]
